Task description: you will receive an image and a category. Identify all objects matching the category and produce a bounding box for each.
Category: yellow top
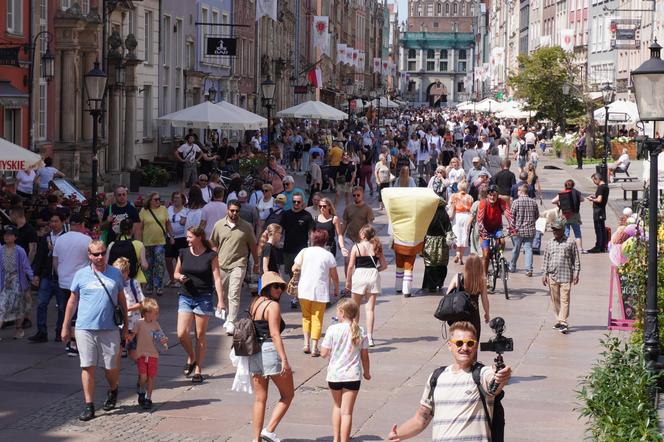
[139,206,169,246]
[328,145,344,166]
[383,187,439,246]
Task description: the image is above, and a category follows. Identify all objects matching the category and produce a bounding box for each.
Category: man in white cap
[467,157,490,186]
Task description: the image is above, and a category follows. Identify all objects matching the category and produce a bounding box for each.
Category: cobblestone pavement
[0,156,630,441]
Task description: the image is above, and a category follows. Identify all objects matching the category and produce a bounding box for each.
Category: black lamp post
[207,86,217,102]
[601,83,615,183]
[84,60,108,225]
[631,40,664,373]
[27,31,55,151]
[261,76,276,153]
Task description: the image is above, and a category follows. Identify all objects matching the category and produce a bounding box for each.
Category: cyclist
[476,184,515,277]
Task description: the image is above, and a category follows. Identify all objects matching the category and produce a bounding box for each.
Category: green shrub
[576,336,662,441]
[564,157,603,166]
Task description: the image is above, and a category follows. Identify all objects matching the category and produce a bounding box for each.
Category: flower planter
[611,140,637,160]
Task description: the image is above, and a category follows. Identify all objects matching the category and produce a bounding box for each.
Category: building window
[175,86,182,111]
[461,2,465,15]
[417,3,422,15]
[453,2,458,14]
[457,81,465,92]
[427,61,436,71]
[427,49,435,58]
[7,0,23,34]
[175,19,183,68]
[200,8,208,61]
[162,85,169,115]
[445,3,450,14]
[437,2,442,14]
[186,41,195,69]
[440,49,448,58]
[38,82,47,140]
[143,86,153,138]
[163,15,171,66]
[408,61,416,70]
[408,49,416,58]
[144,10,153,64]
[60,0,71,10]
[3,109,21,144]
[458,49,467,59]
[80,0,89,14]
[439,61,448,71]
[458,61,467,72]
[427,2,434,15]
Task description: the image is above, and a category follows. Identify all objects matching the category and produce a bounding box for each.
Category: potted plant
[141,164,170,187]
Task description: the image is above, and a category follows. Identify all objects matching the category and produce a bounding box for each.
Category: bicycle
[487,235,510,299]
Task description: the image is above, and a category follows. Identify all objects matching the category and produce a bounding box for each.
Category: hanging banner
[346,47,354,67]
[337,43,347,64]
[313,16,330,56]
[351,49,359,69]
[389,61,397,77]
[561,29,574,52]
[357,51,366,70]
[206,37,237,56]
[373,57,381,72]
[256,0,278,21]
[382,60,389,76]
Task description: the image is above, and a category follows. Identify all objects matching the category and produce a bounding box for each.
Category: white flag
[346,47,354,67]
[561,29,574,52]
[373,57,381,72]
[337,44,347,64]
[313,17,330,56]
[256,0,278,21]
[389,61,396,77]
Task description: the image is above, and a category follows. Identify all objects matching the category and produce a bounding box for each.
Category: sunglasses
[319,204,328,208]
[451,339,477,348]
[89,251,105,257]
[199,179,208,182]
[153,198,161,202]
[272,283,286,290]
[293,200,303,205]
[352,194,362,197]
[228,209,240,213]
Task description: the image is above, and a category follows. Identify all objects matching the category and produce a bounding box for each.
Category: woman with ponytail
[321,298,371,442]
[257,224,282,293]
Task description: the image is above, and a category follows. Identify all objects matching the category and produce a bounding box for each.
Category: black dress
[315,216,337,257]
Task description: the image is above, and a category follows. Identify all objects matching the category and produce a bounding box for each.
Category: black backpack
[264,207,284,227]
[108,239,139,279]
[428,362,505,442]
[434,274,473,322]
[519,143,529,157]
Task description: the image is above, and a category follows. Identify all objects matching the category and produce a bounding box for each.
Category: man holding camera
[388,321,512,441]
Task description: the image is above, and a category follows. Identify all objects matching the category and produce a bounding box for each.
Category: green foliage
[576,337,662,441]
[142,164,169,187]
[508,47,584,128]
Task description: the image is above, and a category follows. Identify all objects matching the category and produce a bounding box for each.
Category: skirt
[422,235,450,267]
[452,212,471,248]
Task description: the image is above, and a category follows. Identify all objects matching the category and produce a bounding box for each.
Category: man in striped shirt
[388,322,512,441]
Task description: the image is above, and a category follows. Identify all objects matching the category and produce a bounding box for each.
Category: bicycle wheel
[488,258,498,293]
[501,258,510,299]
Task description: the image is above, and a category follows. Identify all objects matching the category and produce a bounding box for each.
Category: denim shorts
[249,341,282,377]
[481,228,504,249]
[178,293,214,316]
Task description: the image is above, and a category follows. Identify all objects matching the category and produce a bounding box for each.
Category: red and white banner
[337,43,347,64]
[561,29,574,52]
[313,16,330,56]
[373,57,381,72]
[256,0,278,21]
[381,60,389,76]
[307,67,323,88]
[351,49,359,69]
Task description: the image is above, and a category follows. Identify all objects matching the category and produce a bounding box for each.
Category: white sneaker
[260,428,281,442]
[224,321,235,336]
[368,337,375,347]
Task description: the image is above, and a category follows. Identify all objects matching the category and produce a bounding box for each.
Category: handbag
[286,268,300,298]
[92,266,125,326]
[148,207,171,243]
[434,274,473,322]
[445,230,457,247]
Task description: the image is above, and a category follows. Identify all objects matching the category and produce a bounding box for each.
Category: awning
[0,80,28,108]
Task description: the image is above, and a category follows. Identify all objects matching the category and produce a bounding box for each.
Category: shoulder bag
[148,207,171,243]
[433,274,473,322]
[92,266,124,326]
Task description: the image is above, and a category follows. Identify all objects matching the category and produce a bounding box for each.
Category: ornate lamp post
[261,76,276,153]
[83,61,107,225]
[631,40,664,373]
[600,83,615,183]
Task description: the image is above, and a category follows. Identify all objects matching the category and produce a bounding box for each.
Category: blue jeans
[510,236,534,272]
[37,277,66,335]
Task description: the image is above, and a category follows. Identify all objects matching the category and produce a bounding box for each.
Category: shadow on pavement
[509,375,547,385]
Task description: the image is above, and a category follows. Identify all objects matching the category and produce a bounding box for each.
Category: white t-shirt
[257,197,274,221]
[185,207,203,231]
[177,143,201,163]
[124,278,145,330]
[37,166,61,190]
[525,131,536,145]
[294,246,336,303]
[16,170,36,194]
[168,206,188,238]
[53,231,92,289]
[448,167,465,184]
[322,322,368,382]
[201,201,227,239]
[617,153,630,168]
[200,185,214,203]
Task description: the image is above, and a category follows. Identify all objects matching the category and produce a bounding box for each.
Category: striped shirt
[420,366,495,442]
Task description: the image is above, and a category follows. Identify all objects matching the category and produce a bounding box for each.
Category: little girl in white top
[321,299,371,442]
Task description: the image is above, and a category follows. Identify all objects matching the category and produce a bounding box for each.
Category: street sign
[206,37,237,56]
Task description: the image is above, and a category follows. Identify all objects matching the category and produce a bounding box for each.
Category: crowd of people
[0,104,622,441]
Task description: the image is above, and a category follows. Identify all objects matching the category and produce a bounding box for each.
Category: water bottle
[152,330,168,353]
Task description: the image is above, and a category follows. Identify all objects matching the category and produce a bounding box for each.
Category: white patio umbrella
[593,100,640,123]
[474,98,501,113]
[158,100,267,130]
[0,137,44,171]
[495,108,537,119]
[276,100,348,120]
[457,101,476,111]
[369,97,400,109]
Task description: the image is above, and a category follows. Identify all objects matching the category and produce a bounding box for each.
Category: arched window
[408,49,417,58]
[427,49,435,59]
[460,2,466,15]
[445,3,450,14]
[453,2,458,15]
[437,2,442,14]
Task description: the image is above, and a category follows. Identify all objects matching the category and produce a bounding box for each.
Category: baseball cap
[551,218,566,230]
[238,190,248,199]
[275,194,287,203]
[487,184,499,193]
[3,226,18,236]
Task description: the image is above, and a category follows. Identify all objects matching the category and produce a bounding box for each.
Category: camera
[480,317,514,354]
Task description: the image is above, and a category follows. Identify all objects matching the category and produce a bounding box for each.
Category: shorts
[166,237,188,258]
[136,355,159,377]
[337,181,352,193]
[351,268,381,295]
[481,228,504,249]
[75,329,121,369]
[328,380,361,391]
[178,293,214,316]
[249,341,282,377]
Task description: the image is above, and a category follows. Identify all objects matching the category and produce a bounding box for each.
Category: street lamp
[261,76,276,153]
[26,31,55,151]
[83,60,107,225]
[631,40,664,373]
[601,82,614,183]
[345,79,354,128]
[207,86,217,102]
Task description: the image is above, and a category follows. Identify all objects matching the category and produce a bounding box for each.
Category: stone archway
[426,81,448,107]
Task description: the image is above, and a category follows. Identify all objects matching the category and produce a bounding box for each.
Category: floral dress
[0,247,27,322]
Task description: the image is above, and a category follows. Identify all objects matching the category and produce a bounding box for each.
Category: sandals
[303,346,311,354]
[183,361,197,377]
[453,256,459,264]
[311,349,320,358]
[191,373,204,383]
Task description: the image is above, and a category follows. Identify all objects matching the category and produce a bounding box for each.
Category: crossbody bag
[92,266,124,326]
[148,207,171,243]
